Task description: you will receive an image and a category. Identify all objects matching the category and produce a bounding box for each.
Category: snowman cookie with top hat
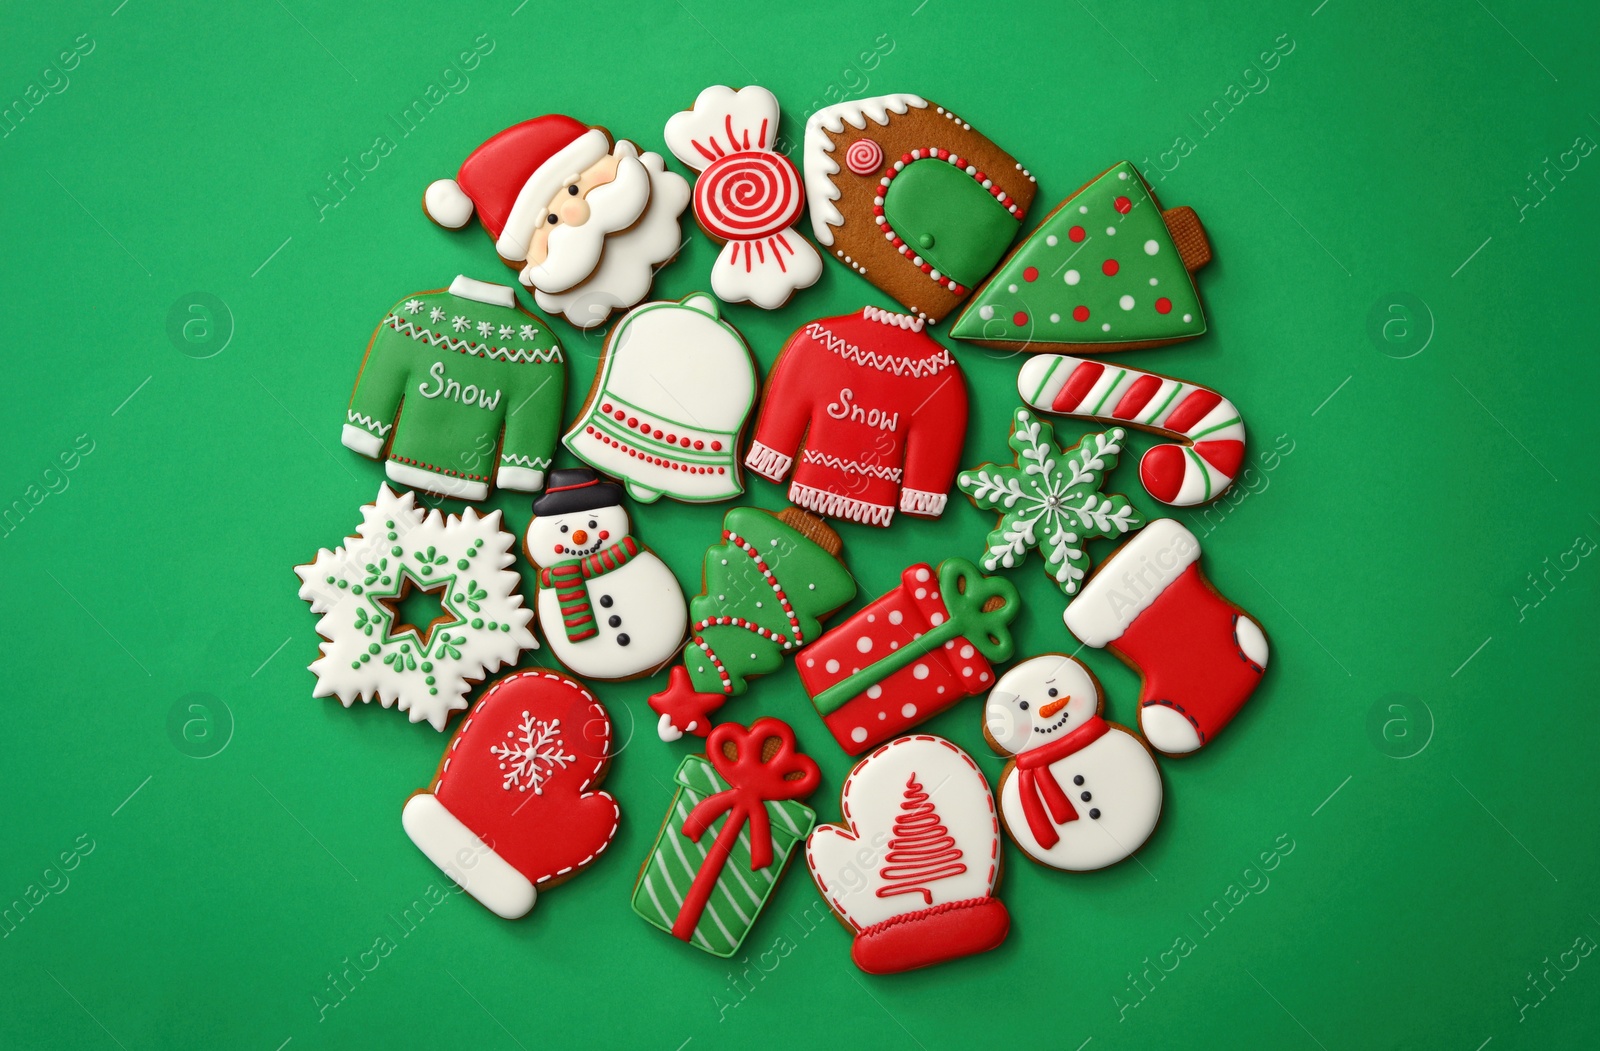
[524,469,688,681]
[984,654,1162,872]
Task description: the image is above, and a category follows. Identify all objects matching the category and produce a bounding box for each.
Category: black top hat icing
[532,468,625,516]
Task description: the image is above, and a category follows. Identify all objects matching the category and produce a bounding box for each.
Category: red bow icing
[1013,716,1109,850]
[671,719,820,941]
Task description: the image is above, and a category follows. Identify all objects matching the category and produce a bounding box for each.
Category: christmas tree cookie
[950,161,1212,352]
[648,506,857,741]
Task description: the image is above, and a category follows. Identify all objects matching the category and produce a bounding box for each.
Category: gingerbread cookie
[984,655,1162,872]
[799,559,1019,755]
[957,409,1144,597]
[743,306,968,527]
[803,94,1036,322]
[1063,519,1269,756]
[950,161,1211,350]
[341,276,566,501]
[806,734,1010,974]
[1018,355,1246,506]
[648,506,856,741]
[663,85,822,309]
[402,669,619,918]
[562,293,756,503]
[632,718,819,957]
[424,115,688,329]
[523,469,687,681]
[294,485,537,731]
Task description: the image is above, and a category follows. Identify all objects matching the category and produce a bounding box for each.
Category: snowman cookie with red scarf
[524,469,687,681]
[984,654,1162,872]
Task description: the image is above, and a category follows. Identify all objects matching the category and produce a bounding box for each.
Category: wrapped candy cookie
[631,718,819,957]
[798,559,1019,755]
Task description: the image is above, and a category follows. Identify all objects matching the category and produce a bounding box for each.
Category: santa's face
[984,655,1100,756]
[520,142,652,293]
[525,504,630,564]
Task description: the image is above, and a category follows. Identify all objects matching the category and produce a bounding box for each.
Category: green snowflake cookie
[957,409,1144,597]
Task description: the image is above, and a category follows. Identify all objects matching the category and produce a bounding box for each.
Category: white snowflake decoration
[429,307,446,323]
[295,486,538,730]
[519,324,537,340]
[404,299,424,314]
[958,409,1144,597]
[477,320,494,338]
[451,315,469,332]
[498,324,515,339]
[490,712,576,793]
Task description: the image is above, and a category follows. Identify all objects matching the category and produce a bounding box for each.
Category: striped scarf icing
[537,536,640,642]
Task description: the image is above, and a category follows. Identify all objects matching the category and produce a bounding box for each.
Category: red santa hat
[424,115,612,262]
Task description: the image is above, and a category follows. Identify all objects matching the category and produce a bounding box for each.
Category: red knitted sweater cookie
[744,306,969,527]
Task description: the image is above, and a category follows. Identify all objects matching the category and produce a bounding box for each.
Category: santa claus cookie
[951,161,1212,351]
[402,669,619,918]
[663,85,821,309]
[744,306,969,527]
[984,655,1162,872]
[632,718,819,957]
[523,469,687,681]
[341,276,566,501]
[562,293,756,504]
[294,485,537,731]
[806,735,1010,974]
[803,94,1036,322]
[424,115,689,329]
[1018,355,1246,507]
[798,559,1020,756]
[1063,519,1269,756]
[648,506,857,741]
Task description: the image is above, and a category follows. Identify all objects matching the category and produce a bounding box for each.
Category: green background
[4,1,1598,1048]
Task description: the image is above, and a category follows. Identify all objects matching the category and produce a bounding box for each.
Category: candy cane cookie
[1017,355,1245,506]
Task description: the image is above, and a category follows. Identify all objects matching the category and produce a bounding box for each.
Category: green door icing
[881,159,1017,288]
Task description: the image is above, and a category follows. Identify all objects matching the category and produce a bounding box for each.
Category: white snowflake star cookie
[295,485,538,730]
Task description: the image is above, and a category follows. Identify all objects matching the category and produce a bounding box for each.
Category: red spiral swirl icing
[695,150,803,241]
[845,137,883,176]
[875,775,967,904]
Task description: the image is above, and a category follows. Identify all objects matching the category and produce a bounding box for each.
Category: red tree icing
[875,774,967,903]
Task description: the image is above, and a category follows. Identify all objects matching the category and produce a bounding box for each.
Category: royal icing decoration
[401,669,619,918]
[950,161,1212,350]
[295,485,537,731]
[341,277,566,501]
[984,655,1162,872]
[663,86,822,309]
[957,409,1144,597]
[562,294,756,503]
[806,735,1010,974]
[424,115,688,329]
[632,718,819,957]
[803,94,1036,321]
[1063,519,1269,756]
[648,507,857,741]
[1018,356,1246,506]
[798,560,1019,755]
[524,469,687,681]
[743,307,968,527]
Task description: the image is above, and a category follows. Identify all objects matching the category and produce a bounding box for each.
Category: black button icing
[608,615,621,628]
[1089,808,1101,819]
[1073,775,1085,786]
[599,595,613,607]
[617,633,630,646]
[1080,791,1092,802]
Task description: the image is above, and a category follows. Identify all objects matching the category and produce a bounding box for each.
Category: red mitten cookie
[402,669,620,918]
[806,735,1010,974]
[803,94,1036,322]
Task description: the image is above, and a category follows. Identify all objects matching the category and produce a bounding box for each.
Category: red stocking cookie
[1018,355,1246,506]
[663,85,822,309]
[744,306,969,527]
[401,669,619,918]
[631,718,819,956]
[806,735,1010,974]
[803,94,1037,321]
[1063,519,1270,755]
[423,115,688,329]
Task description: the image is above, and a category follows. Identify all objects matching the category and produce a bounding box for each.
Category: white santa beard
[538,553,687,681]
[534,156,690,329]
[523,151,653,294]
[999,728,1162,872]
